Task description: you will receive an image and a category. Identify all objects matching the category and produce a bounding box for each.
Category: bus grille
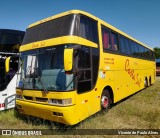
[24,96,33,101]
[35,97,48,102]
[23,96,48,103]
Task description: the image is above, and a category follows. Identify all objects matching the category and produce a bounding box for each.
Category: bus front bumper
[16,100,78,125]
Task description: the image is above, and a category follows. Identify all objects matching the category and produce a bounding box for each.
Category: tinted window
[77,46,91,93]
[120,36,131,55]
[144,48,149,58]
[102,27,110,50]
[151,51,155,60]
[22,15,78,45]
[77,47,99,93]
[139,46,145,57]
[92,48,99,86]
[23,14,98,45]
[111,32,119,51]
[78,47,90,68]
[80,15,98,43]
[101,27,154,61]
[148,48,154,59]
[120,36,126,54]
[0,33,23,52]
[125,39,131,55]
[135,43,140,56]
[102,26,119,51]
[131,41,139,56]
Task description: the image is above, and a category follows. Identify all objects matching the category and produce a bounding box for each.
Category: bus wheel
[101,90,111,111]
[144,77,148,88]
[149,77,151,86]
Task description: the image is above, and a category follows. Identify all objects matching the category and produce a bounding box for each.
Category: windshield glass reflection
[17,45,74,91]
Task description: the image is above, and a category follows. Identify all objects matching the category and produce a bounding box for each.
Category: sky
[0,0,160,48]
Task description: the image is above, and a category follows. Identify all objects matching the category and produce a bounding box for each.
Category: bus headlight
[16,94,23,100]
[48,98,72,106]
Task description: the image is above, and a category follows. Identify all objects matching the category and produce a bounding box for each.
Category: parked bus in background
[156,58,160,75]
[15,10,155,125]
[0,29,24,111]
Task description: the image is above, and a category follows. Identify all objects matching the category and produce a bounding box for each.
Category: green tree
[154,47,160,58]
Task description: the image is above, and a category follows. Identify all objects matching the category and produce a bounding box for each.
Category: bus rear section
[0,29,24,111]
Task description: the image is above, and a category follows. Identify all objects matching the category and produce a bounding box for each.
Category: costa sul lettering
[125,59,142,87]
[32,42,45,49]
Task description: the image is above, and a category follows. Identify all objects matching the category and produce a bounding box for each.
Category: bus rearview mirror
[64,48,73,71]
[5,57,11,73]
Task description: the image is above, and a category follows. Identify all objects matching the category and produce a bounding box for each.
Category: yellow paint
[5,57,11,73]
[20,36,98,52]
[16,10,156,125]
[64,48,73,71]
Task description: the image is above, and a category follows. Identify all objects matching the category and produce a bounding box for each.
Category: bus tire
[149,77,151,86]
[144,77,148,88]
[101,89,111,111]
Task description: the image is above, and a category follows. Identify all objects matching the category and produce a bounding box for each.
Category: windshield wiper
[38,78,48,93]
[65,72,77,89]
[38,72,48,93]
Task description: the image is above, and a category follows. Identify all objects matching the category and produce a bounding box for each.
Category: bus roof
[0,29,25,34]
[28,10,153,51]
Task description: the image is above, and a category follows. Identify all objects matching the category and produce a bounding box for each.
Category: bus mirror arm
[19,57,23,66]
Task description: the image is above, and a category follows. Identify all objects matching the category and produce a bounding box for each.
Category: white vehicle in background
[0,29,24,111]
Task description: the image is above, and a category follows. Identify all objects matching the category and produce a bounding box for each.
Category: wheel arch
[103,86,114,104]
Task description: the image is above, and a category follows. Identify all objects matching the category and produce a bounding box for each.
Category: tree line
[154,47,160,59]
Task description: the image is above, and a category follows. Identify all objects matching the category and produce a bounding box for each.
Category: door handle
[2,94,7,96]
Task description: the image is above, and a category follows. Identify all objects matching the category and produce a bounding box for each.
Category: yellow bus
[15,10,156,125]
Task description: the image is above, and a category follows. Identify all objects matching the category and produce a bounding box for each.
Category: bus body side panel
[0,75,16,111]
[100,52,156,103]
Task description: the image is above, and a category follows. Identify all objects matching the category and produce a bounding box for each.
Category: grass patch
[0,77,160,137]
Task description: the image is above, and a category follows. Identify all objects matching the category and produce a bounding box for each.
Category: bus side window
[131,41,139,56]
[111,32,119,51]
[145,48,149,59]
[135,43,139,56]
[125,38,131,55]
[80,15,98,44]
[120,36,126,54]
[102,28,110,50]
[139,46,145,58]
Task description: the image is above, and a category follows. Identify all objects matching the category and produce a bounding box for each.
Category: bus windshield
[22,14,78,45]
[17,45,74,91]
[0,31,24,53]
[22,14,98,45]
